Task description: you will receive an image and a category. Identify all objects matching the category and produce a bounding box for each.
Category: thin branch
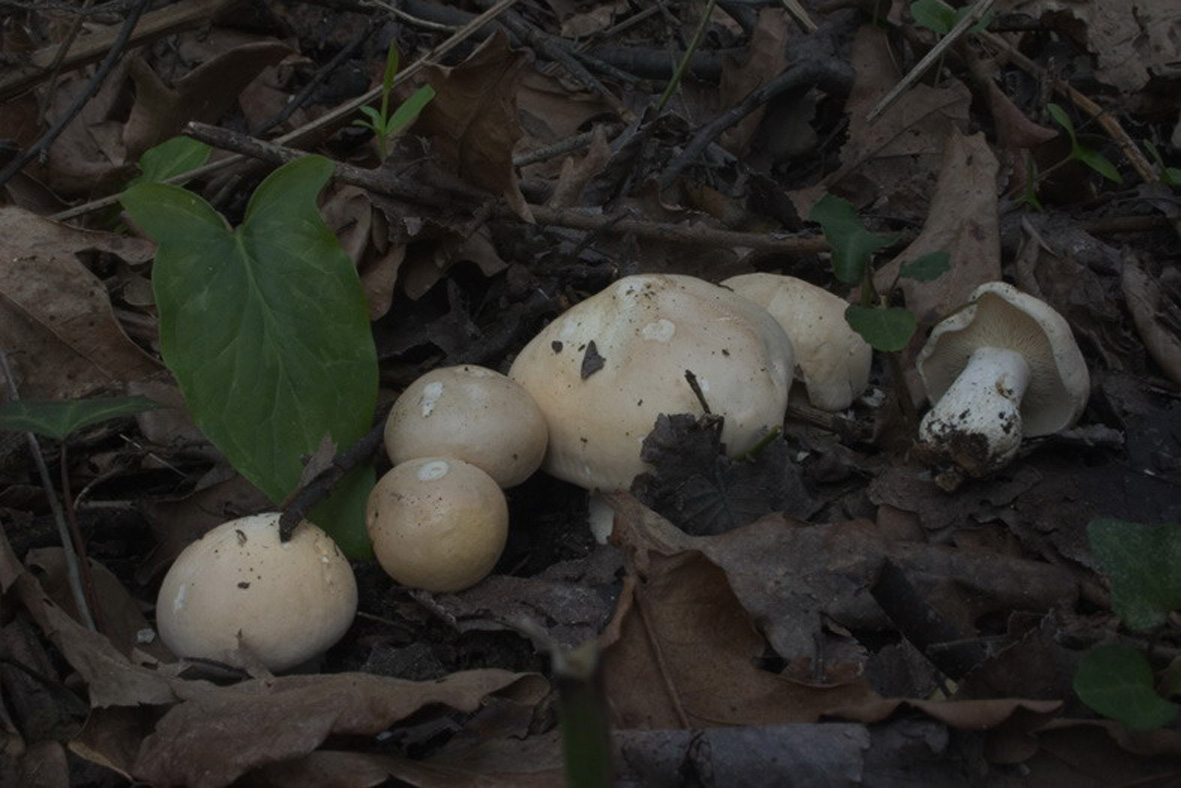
[660,58,855,188]
[179,121,832,255]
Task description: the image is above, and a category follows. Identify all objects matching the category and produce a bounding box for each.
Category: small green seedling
[1074,518,1181,730]
[352,44,436,162]
[120,156,379,557]
[809,193,950,353]
[1019,103,1123,209]
[1144,141,1181,187]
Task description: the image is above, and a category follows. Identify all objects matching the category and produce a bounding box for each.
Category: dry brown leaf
[400,225,507,300]
[547,124,613,209]
[26,549,168,661]
[433,548,620,649]
[1122,254,1181,385]
[321,183,405,319]
[796,25,970,218]
[875,130,1003,327]
[1020,0,1181,94]
[42,64,136,196]
[829,695,1062,727]
[0,207,161,400]
[415,31,534,221]
[601,549,878,729]
[718,7,790,153]
[123,39,291,160]
[131,671,548,787]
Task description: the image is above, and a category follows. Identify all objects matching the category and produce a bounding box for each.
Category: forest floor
[1,0,1180,785]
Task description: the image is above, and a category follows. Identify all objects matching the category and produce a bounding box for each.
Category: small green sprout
[352,44,436,162]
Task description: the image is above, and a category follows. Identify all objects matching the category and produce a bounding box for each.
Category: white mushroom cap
[366,457,509,593]
[156,514,357,672]
[722,273,872,411]
[384,364,548,488]
[917,282,1089,481]
[508,274,795,491]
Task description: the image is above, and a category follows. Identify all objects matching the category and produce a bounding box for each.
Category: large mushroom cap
[722,273,872,411]
[509,274,795,491]
[384,364,547,488]
[156,514,357,671]
[918,281,1089,436]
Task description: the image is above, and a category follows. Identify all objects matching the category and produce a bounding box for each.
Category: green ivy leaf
[844,304,917,352]
[120,155,378,555]
[900,251,951,282]
[1074,644,1178,730]
[809,194,895,284]
[0,396,161,441]
[1087,518,1181,632]
[911,0,956,34]
[128,137,212,187]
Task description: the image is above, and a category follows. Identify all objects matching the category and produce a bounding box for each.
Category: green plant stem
[886,350,919,428]
[59,447,105,634]
[656,0,717,113]
[0,350,95,630]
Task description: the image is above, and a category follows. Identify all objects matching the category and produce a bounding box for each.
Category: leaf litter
[0,0,1180,785]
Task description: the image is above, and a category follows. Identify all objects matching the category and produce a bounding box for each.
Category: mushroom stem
[918,346,1031,479]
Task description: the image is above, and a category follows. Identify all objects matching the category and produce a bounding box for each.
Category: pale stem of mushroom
[919,346,1032,474]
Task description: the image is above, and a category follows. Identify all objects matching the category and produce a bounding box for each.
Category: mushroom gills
[918,346,1031,478]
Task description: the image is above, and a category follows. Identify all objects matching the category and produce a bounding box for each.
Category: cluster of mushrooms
[154,273,1089,671]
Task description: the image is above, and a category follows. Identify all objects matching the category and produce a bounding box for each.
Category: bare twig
[660,58,854,188]
[180,121,833,255]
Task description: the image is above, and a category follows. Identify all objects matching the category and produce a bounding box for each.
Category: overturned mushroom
[917,282,1089,488]
[723,273,872,411]
[509,274,795,491]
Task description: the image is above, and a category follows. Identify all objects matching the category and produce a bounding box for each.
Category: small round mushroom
[366,457,508,592]
[916,282,1089,485]
[722,273,872,411]
[509,274,795,491]
[156,513,357,672]
[384,364,548,488]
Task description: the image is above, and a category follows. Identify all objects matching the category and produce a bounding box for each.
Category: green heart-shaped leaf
[900,251,951,282]
[809,194,894,284]
[0,396,161,441]
[1088,518,1181,632]
[129,137,212,187]
[844,304,917,352]
[1075,644,1178,730]
[121,155,378,555]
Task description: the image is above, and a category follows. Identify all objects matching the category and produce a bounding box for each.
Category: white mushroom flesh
[918,346,1031,476]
